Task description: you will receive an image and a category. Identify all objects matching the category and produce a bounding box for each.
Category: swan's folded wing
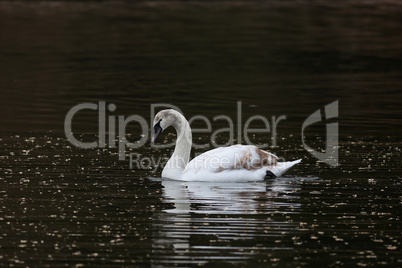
[184,145,278,174]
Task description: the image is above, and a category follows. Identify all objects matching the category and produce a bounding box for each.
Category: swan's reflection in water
[152,178,305,266]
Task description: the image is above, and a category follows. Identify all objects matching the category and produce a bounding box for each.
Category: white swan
[152,109,301,182]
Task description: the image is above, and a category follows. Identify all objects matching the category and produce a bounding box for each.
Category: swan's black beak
[152,121,163,143]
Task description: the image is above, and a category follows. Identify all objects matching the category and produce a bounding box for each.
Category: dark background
[1,1,401,137]
[0,2,401,267]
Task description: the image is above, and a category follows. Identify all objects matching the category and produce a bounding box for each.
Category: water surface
[0,1,401,267]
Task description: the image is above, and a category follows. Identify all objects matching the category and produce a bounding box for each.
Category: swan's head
[151,109,179,143]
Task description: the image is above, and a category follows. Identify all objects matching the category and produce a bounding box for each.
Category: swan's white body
[152,109,301,182]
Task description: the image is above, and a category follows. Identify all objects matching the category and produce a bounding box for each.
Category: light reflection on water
[159,178,303,214]
[0,134,400,266]
[151,178,304,266]
[1,0,402,266]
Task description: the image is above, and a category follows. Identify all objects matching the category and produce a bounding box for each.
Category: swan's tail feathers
[270,159,302,177]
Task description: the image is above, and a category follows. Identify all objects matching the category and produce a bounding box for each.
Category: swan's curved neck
[162,113,192,178]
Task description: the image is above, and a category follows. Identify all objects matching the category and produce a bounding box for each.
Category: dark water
[0,1,401,267]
